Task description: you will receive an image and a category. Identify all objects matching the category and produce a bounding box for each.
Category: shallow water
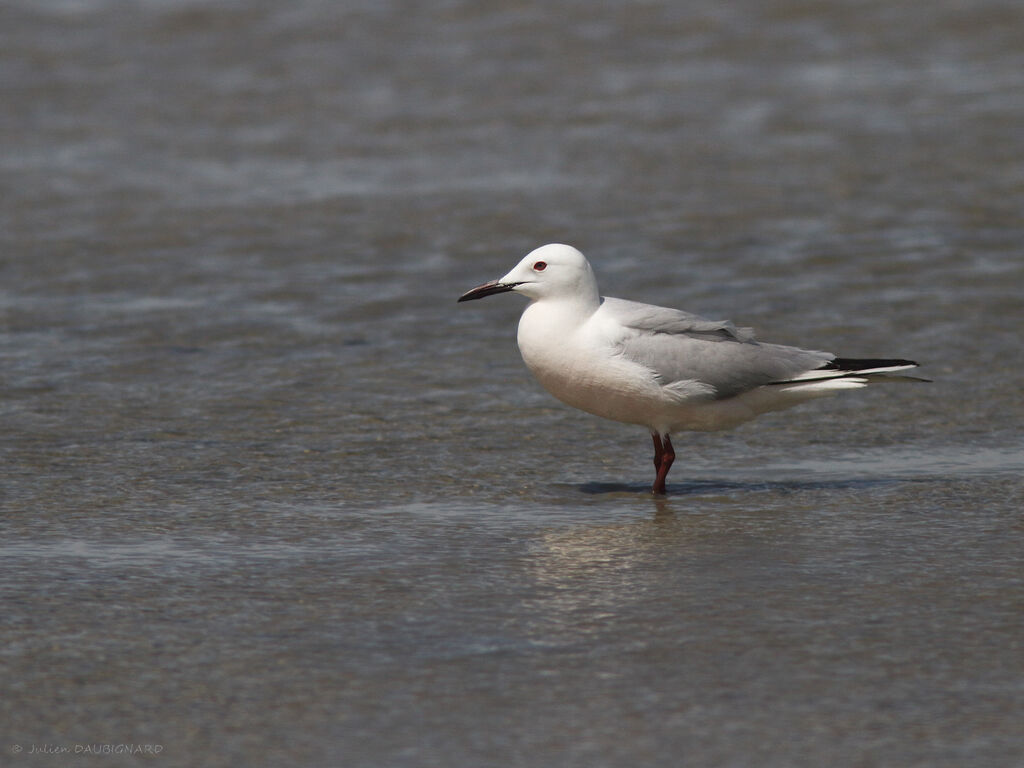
[2,0,1023,766]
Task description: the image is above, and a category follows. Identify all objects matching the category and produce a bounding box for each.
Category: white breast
[515,300,676,428]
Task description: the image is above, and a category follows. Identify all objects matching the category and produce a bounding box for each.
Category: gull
[458,244,926,495]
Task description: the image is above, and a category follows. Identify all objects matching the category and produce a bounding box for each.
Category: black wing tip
[820,357,919,372]
[763,357,930,386]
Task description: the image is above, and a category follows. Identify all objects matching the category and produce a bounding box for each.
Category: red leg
[652,434,675,495]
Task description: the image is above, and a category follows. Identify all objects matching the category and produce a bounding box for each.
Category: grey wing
[601,297,834,398]
[602,297,757,342]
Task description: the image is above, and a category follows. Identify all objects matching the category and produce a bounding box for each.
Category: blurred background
[2,1,1022,766]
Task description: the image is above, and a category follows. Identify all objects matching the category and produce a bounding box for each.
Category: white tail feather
[777,378,869,395]
[784,364,918,382]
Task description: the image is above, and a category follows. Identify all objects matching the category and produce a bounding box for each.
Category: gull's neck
[541,277,601,313]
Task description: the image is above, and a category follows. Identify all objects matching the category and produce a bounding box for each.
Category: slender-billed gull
[458,244,925,494]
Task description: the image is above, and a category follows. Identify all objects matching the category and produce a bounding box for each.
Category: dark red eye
[533,261,547,271]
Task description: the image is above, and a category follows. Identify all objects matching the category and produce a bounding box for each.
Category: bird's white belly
[526,347,665,425]
[515,304,797,434]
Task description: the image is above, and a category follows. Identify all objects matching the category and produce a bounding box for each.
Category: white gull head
[458,244,599,306]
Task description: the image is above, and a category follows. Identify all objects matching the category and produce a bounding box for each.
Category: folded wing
[603,297,869,400]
